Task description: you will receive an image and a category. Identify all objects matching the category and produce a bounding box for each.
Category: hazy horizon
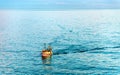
[0,0,120,10]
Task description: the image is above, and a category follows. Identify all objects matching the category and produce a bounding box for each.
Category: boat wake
[53,45,120,55]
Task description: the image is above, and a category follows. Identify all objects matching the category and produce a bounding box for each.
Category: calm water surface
[0,10,120,75]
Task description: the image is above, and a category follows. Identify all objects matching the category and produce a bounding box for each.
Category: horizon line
[0,8,120,11]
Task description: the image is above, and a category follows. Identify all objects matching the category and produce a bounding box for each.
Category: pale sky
[0,0,120,10]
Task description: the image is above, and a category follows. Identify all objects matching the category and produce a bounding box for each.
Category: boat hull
[41,50,52,59]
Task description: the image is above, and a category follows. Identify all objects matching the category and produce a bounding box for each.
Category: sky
[0,0,120,10]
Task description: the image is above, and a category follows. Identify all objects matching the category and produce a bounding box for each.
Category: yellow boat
[41,45,52,59]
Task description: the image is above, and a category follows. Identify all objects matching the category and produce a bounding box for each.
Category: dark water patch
[53,44,120,55]
[89,51,120,55]
[91,47,105,50]
[89,46,114,51]
[109,66,120,68]
[53,44,109,55]
[53,46,102,55]
[53,44,87,55]
[111,57,119,59]
[112,45,120,48]
[69,30,73,32]
[88,45,120,53]
[53,49,69,55]
[88,51,104,54]
[101,52,120,54]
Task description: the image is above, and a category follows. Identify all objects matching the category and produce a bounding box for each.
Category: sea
[0,10,120,75]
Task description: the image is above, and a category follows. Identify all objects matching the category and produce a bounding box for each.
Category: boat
[41,45,52,59]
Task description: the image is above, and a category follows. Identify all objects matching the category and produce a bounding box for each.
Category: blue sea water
[0,10,120,75]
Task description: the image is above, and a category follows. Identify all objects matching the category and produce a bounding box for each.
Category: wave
[53,45,120,55]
